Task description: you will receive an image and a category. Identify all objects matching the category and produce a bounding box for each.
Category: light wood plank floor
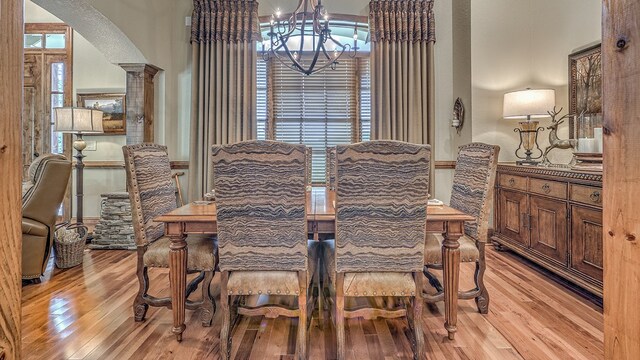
[22,247,603,359]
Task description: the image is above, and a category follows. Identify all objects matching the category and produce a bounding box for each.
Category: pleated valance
[190,0,261,43]
[369,0,436,43]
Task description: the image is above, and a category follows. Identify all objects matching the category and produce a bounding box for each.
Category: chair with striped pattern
[321,140,431,360]
[423,142,500,314]
[212,140,319,360]
[325,146,337,190]
[123,143,217,326]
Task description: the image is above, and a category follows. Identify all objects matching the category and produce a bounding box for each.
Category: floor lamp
[54,107,103,226]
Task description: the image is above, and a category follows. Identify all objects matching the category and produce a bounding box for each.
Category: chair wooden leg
[133,248,149,322]
[186,271,205,297]
[335,273,346,360]
[297,271,308,360]
[200,270,216,326]
[219,271,231,360]
[315,254,324,324]
[412,273,425,360]
[475,242,490,314]
[423,265,444,294]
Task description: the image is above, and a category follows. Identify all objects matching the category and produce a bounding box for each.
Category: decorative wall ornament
[540,106,577,167]
[452,97,464,134]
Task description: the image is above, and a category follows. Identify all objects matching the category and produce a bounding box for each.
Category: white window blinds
[257,57,371,183]
[256,59,268,140]
[359,58,371,142]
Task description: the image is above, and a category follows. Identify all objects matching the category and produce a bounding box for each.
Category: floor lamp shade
[54,107,104,134]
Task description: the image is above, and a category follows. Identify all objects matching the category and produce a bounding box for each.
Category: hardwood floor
[22,246,603,359]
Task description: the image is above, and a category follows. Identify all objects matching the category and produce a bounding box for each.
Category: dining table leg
[442,220,464,340]
[167,222,188,341]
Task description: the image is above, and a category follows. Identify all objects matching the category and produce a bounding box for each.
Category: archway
[31,0,146,64]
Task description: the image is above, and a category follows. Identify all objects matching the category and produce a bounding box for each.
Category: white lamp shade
[503,89,555,119]
[54,107,104,134]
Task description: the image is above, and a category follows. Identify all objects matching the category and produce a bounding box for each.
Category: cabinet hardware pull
[542,183,551,194]
[590,191,601,203]
[509,178,515,186]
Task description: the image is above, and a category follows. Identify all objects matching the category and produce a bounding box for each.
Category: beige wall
[54,0,471,204]
[471,0,601,164]
[85,0,194,161]
[258,0,472,201]
[27,0,602,215]
[25,0,128,218]
[23,0,604,233]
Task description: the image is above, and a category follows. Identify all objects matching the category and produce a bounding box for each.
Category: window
[257,58,370,183]
[50,62,66,154]
[257,18,370,183]
[359,57,371,142]
[256,59,268,140]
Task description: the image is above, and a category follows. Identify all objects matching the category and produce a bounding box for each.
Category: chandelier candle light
[503,89,556,165]
[264,0,359,75]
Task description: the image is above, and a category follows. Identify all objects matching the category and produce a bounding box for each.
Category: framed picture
[569,44,602,138]
[77,93,126,135]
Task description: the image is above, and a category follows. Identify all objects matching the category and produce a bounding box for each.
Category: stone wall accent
[89,192,136,250]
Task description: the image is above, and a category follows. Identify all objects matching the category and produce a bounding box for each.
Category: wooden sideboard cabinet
[492,163,603,296]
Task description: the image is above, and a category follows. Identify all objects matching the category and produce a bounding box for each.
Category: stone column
[120,63,160,145]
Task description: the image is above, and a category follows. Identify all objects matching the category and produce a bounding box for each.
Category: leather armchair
[22,154,72,281]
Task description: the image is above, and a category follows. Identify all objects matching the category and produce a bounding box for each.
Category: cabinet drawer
[529,178,567,198]
[499,174,527,191]
[570,184,602,207]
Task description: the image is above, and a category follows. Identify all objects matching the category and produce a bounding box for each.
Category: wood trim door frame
[0,1,24,359]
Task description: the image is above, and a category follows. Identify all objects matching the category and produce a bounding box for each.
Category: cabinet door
[529,195,568,264]
[571,206,603,282]
[498,189,529,247]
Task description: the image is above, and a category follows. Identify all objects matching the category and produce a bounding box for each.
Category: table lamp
[54,107,103,226]
[503,89,555,165]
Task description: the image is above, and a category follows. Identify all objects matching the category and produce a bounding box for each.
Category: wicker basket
[53,223,87,269]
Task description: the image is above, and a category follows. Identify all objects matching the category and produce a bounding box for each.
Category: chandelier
[263,0,359,76]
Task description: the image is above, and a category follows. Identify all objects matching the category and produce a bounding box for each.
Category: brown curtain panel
[189,0,261,199]
[369,0,435,144]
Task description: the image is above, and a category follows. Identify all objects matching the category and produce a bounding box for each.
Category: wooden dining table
[156,187,475,342]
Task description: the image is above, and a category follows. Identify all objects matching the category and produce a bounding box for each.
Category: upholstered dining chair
[321,141,431,360]
[423,142,500,314]
[325,146,336,190]
[212,140,319,360]
[22,154,72,282]
[306,146,313,186]
[123,143,217,326]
